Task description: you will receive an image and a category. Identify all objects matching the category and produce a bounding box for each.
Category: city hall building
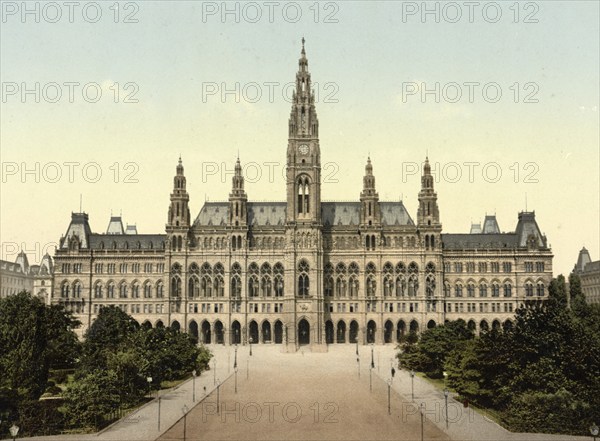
[52,42,553,347]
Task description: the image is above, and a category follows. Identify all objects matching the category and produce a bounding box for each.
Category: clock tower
[286,38,321,225]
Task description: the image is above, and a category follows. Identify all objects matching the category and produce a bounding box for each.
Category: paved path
[12,344,591,441]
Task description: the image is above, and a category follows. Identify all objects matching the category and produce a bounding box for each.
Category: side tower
[228,156,248,251]
[166,157,191,252]
[417,157,444,323]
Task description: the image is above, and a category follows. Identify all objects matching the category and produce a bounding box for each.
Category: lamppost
[357,356,360,378]
[213,358,217,385]
[444,388,449,429]
[146,376,152,397]
[370,343,375,369]
[157,390,162,431]
[355,339,359,356]
[369,365,373,392]
[420,403,424,441]
[181,405,188,441]
[410,370,415,401]
[192,370,197,403]
[216,379,221,414]
[387,379,392,415]
[590,423,599,441]
[246,358,249,380]
[234,344,238,369]
[9,424,19,441]
[249,337,253,356]
[235,367,238,394]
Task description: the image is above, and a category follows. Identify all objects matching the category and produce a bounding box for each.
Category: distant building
[0,251,53,303]
[574,247,600,304]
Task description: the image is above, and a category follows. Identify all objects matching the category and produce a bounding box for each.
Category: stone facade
[574,247,600,304]
[1,251,53,303]
[51,42,554,346]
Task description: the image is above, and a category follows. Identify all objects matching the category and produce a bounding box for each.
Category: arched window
[366,262,376,297]
[119,281,128,298]
[231,262,242,298]
[131,281,140,298]
[156,281,164,298]
[298,260,310,297]
[349,262,359,298]
[107,281,115,298]
[455,284,463,297]
[324,263,334,297]
[143,281,152,298]
[297,176,310,215]
[248,262,259,297]
[491,283,500,297]
[188,275,200,298]
[479,283,488,297]
[503,282,512,297]
[94,281,103,299]
[274,262,284,297]
[536,282,545,296]
[467,283,475,297]
[407,262,418,297]
[61,281,70,298]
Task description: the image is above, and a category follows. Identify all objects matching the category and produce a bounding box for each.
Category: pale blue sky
[1,1,599,276]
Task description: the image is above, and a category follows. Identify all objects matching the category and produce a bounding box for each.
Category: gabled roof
[482,215,500,234]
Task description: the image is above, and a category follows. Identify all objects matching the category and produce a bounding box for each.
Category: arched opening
[231,320,241,344]
[214,320,224,344]
[274,320,283,344]
[298,319,310,345]
[503,319,513,331]
[325,320,334,344]
[155,320,164,328]
[384,320,393,343]
[249,320,259,344]
[367,320,376,343]
[492,320,501,331]
[467,320,476,331]
[427,320,436,329]
[171,320,181,332]
[349,320,359,343]
[396,320,406,342]
[189,320,199,340]
[201,321,211,344]
[409,320,419,333]
[480,320,489,333]
[261,320,272,343]
[142,320,152,329]
[337,320,346,344]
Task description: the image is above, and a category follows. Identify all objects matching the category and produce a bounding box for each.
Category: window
[491,262,499,273]
[536,262,545,272]
[524,262,534,272]
[536,283,545,297]
[119,263,128,274]
[478,262,487,273]
[107,264,116,274]
[479,284,488,297]
[132,263,140,273]
[297,176,310,215]
[466,262,475,273]
[525,283,534,297]
[444,263,451,273]
[503,283,512,297]
[144,263,153,273]
[298,260,310,297]
[491,283,500,297]
[503,262,512,273]
[455,284,463,297]
[95,263,103,274]
[467,283,475,297]
[454,263,463,273]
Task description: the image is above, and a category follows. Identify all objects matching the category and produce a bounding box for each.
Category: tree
[80,306,139,373]
[398,320,474,378]
[0,292,79,399]
[63,370,120,431]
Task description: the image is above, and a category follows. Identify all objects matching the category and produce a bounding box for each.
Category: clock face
[299,144,309,155]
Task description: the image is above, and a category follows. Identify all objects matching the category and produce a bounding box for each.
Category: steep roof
[482,215,501,234]
[60,213,93,249]
[88,234,166,250]
[193,201,414,227]
[106,216,125,234]
[575,247,593,273]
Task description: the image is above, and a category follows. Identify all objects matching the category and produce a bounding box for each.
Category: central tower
[286,38,321,225]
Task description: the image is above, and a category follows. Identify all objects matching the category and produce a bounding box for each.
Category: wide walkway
[11,344,591,441]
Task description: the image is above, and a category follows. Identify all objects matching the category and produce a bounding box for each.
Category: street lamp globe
[9,424,19,438]
[590,423,599,437]
[410,370,415,378]
[182,405,189,415]
[192,370,197,377]
[444,388,449,397]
